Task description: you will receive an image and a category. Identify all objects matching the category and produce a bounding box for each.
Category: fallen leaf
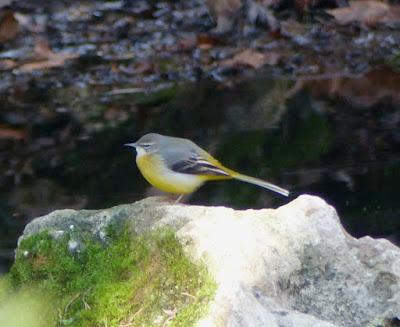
[221,49,280,69]
[280,19,309,38]
[0,59,17,70]
[135,61,155,74]
[18,53,77,72]
[327,1,400,27]
[171,36,197,52]
[18,39,78,72]
[110,61,120,73]
[197,34,225,50]
[33,39,56,58]
[0,9,19,43]
[0,125,26,140]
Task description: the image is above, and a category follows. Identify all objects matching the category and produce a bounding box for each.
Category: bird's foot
[174,194,185,204]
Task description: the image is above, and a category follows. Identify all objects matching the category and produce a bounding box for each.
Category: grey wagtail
[125,133,289,197]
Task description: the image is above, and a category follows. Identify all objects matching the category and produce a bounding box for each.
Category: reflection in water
[1,68,400,272]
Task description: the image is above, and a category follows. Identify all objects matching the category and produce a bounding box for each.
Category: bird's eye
[141,143,153,149]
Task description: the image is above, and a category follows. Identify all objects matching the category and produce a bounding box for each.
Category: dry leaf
[221,49,280,69]
[327,1,400,27]
[197,34,225,50]
[280,19,309,38]
[0,9,19,43]
[135,61,155,74]
[0,59,17,70]
[175,36,197,52]
[33,39,56,58]
[18,39,78,72]
[0,125,26,140]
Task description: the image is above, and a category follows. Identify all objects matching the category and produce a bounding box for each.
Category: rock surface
[20,195,400,327]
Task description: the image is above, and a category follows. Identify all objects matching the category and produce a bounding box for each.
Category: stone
[18,195,400,327]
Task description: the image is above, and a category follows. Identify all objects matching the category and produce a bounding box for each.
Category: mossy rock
[4,225,215,327]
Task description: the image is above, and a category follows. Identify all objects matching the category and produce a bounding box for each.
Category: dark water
[1,68,400,273]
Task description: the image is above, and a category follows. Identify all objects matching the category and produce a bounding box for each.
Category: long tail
[232,173,290,197]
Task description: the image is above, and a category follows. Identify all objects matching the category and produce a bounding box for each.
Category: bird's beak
[124,143,137,148]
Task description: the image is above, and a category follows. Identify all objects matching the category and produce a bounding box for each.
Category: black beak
[124,143,137,148]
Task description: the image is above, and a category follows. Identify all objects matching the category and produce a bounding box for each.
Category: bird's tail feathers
[233,173,290,197]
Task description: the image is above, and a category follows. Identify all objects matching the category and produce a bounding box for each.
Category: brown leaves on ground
[0,38,78,72]
[221,49,281,69]
[18,39,78,72]
[0,59,17,70]
[0,9,19,43]
[327,1,400,27]
[197,34,226,50]
[0,125,26,140]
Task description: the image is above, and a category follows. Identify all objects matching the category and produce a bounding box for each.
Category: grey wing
[163,143,229,177]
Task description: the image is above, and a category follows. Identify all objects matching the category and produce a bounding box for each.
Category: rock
[19,195,400,327]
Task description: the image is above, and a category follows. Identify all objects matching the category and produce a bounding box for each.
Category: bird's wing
[168,149,230,177]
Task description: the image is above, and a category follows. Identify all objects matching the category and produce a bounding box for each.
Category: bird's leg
[174,194,185,203]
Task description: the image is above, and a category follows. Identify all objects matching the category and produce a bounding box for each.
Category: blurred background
[0,0,399,273]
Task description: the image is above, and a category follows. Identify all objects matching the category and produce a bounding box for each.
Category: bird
[125,133,289,200]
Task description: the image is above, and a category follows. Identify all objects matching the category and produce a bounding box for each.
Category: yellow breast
[136,153,205,194]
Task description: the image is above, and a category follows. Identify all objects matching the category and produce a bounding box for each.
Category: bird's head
[124,133,161,157]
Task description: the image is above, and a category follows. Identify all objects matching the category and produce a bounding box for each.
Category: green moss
[8,228,216,327]
[0,276,8,302]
